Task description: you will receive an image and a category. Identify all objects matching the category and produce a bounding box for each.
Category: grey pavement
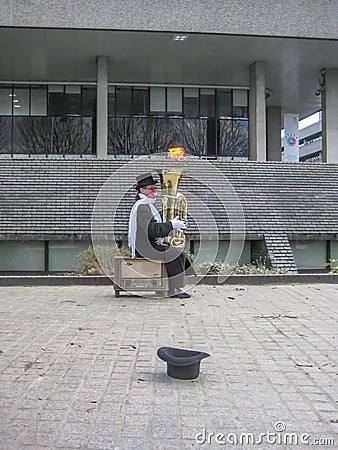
[0,283,337,450]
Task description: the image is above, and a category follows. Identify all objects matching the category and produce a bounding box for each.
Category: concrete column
[96,56,108,158]
[322,68,338,163]
[266,106,282,161]
[249,62,266,161]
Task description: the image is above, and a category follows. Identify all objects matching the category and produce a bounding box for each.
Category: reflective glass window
[183,88,199,117]
[231,119,249,158]
[150,87,165,114]
[193,241,250,265]
[167,87,182,114]
[0,117,12,154]
[133,87,149,115]
[82,87,96,116]
[48,92,65,116]
[13,116,50,155]
[0,241,45,271]
[49,85,63,93]
[331,241,338,260]
[65,85,81,94]
[290,241,327,270]
[48,85,65,116]
[63,86,81,116]
[65,94,81,116]
[200,88,215,118]
[217,89,232,117]
[0,86,12,115]
[116,87,132,116]
[31,87,47,116]
[49,116,83,154]
[49,240,91,271]
[233,89,248,118]
[81,117,94,154]
[108,86,116,117]
[13,87,29,116]
[182,118,206,156]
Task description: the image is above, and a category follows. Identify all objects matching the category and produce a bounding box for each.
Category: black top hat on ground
[135,172,158,190]
[157,346,210,380]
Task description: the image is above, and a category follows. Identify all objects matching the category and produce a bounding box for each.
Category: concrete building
[299,115,322,162]
[0,1,338,273]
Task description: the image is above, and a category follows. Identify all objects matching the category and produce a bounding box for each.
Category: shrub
[77,244,130,275]
[193,260,288,275]
[322,258,338,273]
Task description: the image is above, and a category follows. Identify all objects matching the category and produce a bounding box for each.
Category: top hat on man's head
[135,172,158,190]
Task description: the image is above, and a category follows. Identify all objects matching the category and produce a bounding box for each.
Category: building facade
[1,0,337,161]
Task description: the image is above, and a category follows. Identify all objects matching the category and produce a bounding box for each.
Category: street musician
[128,172,194,299]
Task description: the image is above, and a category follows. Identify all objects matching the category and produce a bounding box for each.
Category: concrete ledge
[197,274,338,285]
[0,274,337,286]
[0,276,113,286]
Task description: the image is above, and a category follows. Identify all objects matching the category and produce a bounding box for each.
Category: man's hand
[171,216,186,230]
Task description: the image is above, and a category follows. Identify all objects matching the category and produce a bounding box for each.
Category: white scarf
[128,193,162,258]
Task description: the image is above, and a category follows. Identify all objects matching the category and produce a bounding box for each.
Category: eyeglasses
[144,186,157,191]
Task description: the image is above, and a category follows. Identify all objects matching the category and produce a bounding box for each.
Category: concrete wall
[0,0,337,39]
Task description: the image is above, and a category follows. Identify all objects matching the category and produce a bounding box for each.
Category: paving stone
[0,284,337,449]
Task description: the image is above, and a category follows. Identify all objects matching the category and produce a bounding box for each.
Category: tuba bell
[157,169,187,248]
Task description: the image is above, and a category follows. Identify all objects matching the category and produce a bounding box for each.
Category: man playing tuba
[128,172,195,298]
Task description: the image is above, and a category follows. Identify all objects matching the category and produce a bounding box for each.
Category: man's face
[140,184,157,199]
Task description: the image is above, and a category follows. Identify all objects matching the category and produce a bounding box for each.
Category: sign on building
[283,114,299,162]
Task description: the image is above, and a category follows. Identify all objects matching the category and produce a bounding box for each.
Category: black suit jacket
[135,200,173,259]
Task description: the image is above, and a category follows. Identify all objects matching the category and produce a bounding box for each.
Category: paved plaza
[0,283,337,449]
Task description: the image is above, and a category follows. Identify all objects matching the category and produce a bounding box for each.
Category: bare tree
[182,118,207,156]
[219,118,248,158]
[0,118,11,154]
[14,116,92,155]
[108,117,183,155]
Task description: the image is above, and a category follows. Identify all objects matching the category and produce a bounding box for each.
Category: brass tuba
[157,169,187,248]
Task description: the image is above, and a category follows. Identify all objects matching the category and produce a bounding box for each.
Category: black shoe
[175,291,191,299]
[171,288,191,299]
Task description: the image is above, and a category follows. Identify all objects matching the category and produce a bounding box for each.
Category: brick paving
[0,283,337,449]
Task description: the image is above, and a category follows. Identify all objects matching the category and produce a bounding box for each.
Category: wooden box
[113,256,169,297]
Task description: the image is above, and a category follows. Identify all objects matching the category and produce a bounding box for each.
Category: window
[108,86,116,117]
[183,88,199,117]
[13,86,29,116]
[116,87,132,116]
[133,87,149,115]
[0,86,12,115]
[150,87,165,114]
[217,89,232,118]
[31,86,47,116]
[290,241,327,270]
[233,89,248,118]
[330,241,338,260]
[167,87,182,115]
[82,86,96,116]
[49,240,91,271]
[200,89,215,118]
[193,240,250,265]
[0,241,45,271]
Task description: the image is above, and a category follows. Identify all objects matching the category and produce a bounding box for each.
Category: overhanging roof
[1,27,337,118]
